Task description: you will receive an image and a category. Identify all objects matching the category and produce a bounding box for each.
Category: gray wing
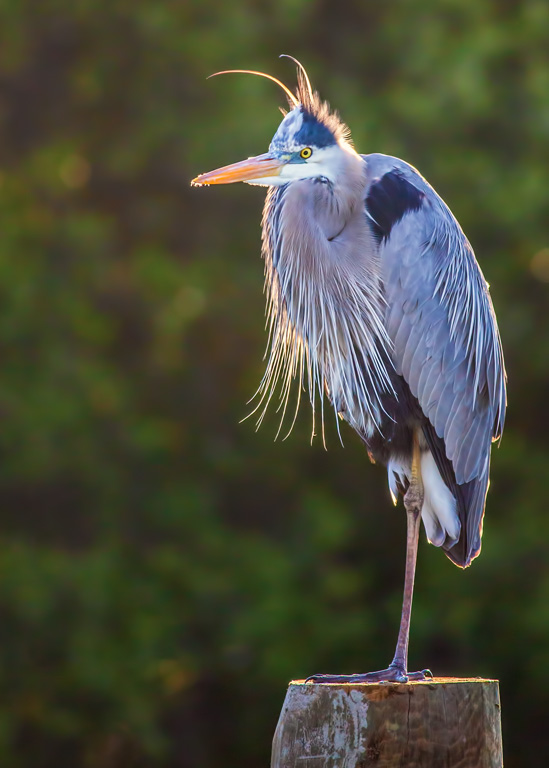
[363,154,506,565]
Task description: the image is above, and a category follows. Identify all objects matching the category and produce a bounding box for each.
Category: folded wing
[364,155,506,566]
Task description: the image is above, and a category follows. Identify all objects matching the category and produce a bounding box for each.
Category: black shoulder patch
[365,170,425,244]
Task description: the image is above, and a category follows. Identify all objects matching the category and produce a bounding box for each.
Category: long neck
[264,148,368,294]
[256,154,395,440]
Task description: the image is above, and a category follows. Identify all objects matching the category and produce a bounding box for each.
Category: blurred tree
[0,0,547,766]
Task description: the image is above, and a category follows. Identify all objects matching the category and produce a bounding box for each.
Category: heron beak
[191,152,284,185]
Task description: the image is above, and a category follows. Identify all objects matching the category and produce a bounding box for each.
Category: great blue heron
[191,58,506,684]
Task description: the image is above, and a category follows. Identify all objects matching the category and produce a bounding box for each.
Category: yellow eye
[300,147,312,159]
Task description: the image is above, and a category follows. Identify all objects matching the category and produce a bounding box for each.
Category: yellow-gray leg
[307,433,431,684]
[387,433,429,681]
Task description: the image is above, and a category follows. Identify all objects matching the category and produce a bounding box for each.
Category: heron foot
[305,664,432,684]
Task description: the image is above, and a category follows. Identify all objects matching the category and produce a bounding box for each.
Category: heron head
[191,57,356,188]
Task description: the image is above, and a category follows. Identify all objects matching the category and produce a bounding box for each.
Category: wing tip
[444,538,482,568]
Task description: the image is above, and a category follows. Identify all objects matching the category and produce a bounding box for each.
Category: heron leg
[306,434,431,685]
[386,438,424,680]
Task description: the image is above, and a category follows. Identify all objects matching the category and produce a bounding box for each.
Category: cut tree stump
[271,678,502,768]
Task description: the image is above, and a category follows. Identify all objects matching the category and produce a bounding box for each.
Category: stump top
[290,676,498,688]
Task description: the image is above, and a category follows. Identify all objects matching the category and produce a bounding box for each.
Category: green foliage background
[0,1,547,765]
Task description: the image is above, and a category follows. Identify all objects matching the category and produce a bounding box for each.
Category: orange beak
[191,152,285,186]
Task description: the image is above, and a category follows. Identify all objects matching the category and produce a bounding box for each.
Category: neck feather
[251,163,395,441]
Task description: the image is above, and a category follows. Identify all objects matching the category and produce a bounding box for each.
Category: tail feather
[422,421,490,568]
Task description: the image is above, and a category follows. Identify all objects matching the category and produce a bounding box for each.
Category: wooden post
[271,678,503,768]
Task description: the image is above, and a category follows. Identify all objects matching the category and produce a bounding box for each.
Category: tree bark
[271,678,503,768]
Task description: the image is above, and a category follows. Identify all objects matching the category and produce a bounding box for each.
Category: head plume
[208,68,299,109]
[208,57,351,145]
